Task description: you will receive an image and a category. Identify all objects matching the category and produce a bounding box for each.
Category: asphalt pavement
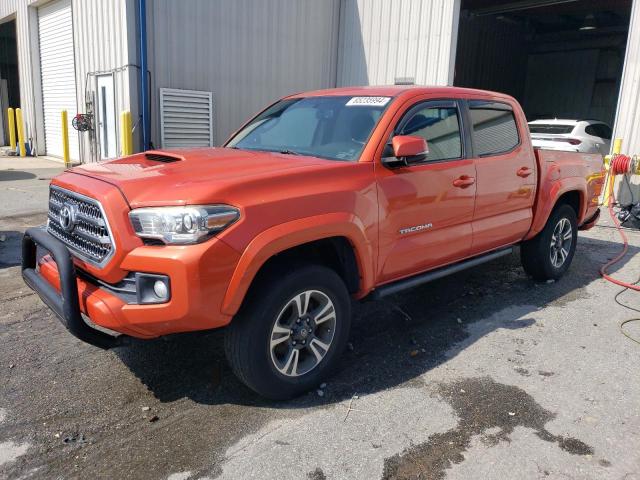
[1,159,640,480]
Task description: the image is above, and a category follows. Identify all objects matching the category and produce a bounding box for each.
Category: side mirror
[382,135,429,168]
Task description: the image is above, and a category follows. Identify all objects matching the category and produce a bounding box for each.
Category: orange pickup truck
[22,86,603,398]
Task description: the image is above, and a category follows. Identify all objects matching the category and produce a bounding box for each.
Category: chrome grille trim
[47,186,116,268]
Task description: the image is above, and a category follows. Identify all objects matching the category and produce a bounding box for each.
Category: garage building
[0,0,638,199]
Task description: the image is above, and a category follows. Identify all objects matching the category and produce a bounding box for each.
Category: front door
[466,100,536,255]
[376,100,476,283]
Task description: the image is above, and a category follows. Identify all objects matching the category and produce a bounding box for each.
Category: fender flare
[525,177,586,240]
[221,212,374,316]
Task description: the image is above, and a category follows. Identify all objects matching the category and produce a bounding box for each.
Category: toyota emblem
[58,203,77,232]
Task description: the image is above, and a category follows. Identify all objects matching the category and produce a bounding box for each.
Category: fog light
[153,280,168,299]
[135,273,171,304]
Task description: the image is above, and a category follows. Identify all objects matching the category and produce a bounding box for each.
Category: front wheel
[224,264,351,399]
[521,204,578,281]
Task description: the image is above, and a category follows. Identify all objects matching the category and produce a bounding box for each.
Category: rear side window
[398,106,462,162]
[600,124,612,139]
[586,124,612,140]
[470,103,520,156]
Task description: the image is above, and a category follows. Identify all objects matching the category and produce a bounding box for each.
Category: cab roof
[289,85,514,100]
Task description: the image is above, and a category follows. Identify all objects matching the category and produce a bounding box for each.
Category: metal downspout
[138,0,150,150]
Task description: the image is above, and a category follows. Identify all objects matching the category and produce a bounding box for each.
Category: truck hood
[69,148,333,207]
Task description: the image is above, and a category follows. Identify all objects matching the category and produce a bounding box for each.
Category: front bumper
[22,227,241,347]
[22,227,125,349]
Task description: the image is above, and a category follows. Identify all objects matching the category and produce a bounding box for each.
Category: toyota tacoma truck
[22,86,604,399]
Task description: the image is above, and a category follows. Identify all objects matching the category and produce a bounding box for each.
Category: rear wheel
[224,264,351,399]
[521,204,578,281]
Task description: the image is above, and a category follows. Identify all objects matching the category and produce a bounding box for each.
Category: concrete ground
[1,159,640,480]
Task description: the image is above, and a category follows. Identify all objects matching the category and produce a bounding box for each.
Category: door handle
[517,167,533,178]
[453,176,475,188]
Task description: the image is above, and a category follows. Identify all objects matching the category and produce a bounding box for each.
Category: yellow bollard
[120,111,133,156]
[61,110,70,167]
[7,108,16,150]
[15,108,26,157]
[602,138,623,206]
[613,138,623,155]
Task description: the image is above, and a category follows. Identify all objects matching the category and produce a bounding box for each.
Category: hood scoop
[145,152,184,163]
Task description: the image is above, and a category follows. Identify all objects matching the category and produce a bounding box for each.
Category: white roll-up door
[38,0,79,160]
[159,88,214,148]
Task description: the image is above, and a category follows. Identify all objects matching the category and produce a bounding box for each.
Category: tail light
[554,138,582,145]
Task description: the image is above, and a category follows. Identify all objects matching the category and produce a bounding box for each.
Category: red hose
[610,154,632,175]
[600,162,640,291]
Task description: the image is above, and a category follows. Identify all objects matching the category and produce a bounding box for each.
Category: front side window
[398,106,462,162]
[470,104,520,156]
[226,96,391,161]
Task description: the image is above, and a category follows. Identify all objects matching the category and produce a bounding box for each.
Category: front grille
[47,186,115,267]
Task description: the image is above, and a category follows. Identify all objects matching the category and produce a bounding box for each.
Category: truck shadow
[115,233,639,407]
[0,170,37,181]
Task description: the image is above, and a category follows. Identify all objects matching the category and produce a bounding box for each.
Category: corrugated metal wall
[146,0,341,147]
[72,0,137,162]
[0,0,134,162]
[337,0,461,87]
[613,0,640,203]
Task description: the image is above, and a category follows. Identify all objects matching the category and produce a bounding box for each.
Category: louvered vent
[159,88,214,148]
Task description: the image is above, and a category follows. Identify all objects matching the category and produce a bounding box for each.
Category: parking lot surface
[1,161,640,480]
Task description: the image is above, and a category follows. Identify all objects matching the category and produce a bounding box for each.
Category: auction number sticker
[346,96,391,107]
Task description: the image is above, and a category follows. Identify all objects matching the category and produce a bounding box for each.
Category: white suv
[528,119,612,156]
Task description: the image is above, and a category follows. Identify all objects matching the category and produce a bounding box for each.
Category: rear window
[529,124,575,135]
[469,103,520,156]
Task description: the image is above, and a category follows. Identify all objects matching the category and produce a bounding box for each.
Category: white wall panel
[338,0,460,87]
[146,0,341,146]
[0,0,133,162]
[72,0,137,162]
[613,0,640,202]
[38,0,79,160]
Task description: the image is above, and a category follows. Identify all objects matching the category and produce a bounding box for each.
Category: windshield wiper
[279,149,303,156]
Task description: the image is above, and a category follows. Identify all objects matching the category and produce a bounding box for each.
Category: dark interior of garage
[454,0,633,127]
[0,18,19,144]
[0,19,19,108]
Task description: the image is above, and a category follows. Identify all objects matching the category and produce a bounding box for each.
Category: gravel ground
[1,161,640,480]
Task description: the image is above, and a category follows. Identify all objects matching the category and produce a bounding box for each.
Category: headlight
[129,205,239,244]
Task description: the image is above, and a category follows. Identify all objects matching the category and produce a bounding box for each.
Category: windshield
[529,124,575,135]
[226,96,392,161]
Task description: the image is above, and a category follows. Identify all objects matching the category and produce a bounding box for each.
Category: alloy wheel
[269,290,337,377]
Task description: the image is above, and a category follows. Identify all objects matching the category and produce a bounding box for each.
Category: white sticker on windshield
[346,96,391,107]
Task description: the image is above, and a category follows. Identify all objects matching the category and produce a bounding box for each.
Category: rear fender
[525,176,586,240]
[221,212,374,316]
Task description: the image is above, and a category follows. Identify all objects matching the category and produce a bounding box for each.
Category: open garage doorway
[0,18,20,146]
[454,0,633,139]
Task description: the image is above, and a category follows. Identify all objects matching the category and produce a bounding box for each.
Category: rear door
[375,99,477,283]
[466,100,536,255]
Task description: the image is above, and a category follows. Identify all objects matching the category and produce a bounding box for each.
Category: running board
[371,247,514,299]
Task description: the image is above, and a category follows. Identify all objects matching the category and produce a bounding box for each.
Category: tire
[521,204,578,281]
[224,264,351,400]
